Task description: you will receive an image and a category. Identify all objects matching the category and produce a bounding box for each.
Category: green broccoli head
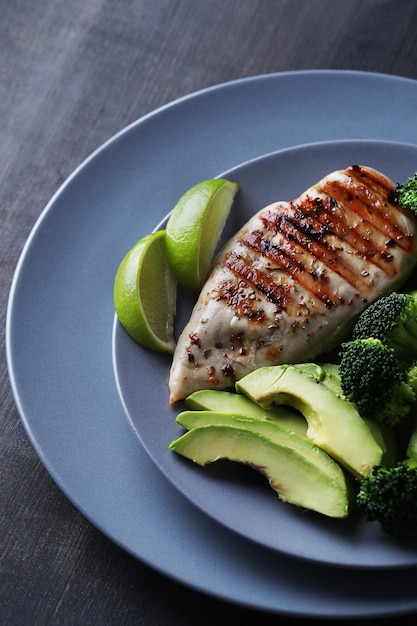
[393,172,417,215]
[356,461,417,534]
[352,292,417,362]
[339,338,415,425]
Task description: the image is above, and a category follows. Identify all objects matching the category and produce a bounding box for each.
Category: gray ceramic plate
[7,71,417,618]
[114,138,417,568]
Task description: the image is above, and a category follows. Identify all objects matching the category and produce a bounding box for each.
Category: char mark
[318,169,414,254]
[217,166,413,321]
[225,251,288,307]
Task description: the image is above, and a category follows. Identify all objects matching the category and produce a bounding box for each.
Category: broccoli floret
[339,338,416,425]
[352,291,417,362]
[393,171,417,215]
[356,460,417,534]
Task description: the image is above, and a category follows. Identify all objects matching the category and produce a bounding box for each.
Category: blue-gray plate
[7,71,417,618]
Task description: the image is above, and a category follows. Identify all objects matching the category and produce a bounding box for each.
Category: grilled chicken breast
[169,165,417,404]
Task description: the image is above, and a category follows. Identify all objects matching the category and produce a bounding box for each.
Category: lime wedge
[114,230,176,353]
[165,179,239,291]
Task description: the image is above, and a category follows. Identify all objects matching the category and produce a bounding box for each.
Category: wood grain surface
[2,1,417,624]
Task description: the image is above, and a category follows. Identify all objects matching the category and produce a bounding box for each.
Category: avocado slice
[185,389,307,438]
[176,409,349,491]
[295,363,395,467]
[236,364,383,478]
[169,424,351,518]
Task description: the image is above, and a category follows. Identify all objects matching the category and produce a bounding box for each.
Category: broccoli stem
[406,415,417,462]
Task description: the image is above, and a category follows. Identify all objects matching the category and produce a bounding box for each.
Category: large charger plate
[7,71,417,619]
[114,139,417,568]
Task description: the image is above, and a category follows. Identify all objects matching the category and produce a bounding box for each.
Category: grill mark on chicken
[318,182,403,248]
[215,274,268,324]
[259,207,373,289]
[297,192,399,277]
[216,165,409,322]
[239,230,337,309]
[347,164,410,216]
[224,251,289,309]
[318,173,414,253]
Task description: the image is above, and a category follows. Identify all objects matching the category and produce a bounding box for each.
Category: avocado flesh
[170,425,350,518]
[295,363,394,467]
[236,364,383,478]
[185,389,307,438]
[176,409,349,491]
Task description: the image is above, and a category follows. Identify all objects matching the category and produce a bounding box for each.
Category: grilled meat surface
[169,165,417,404]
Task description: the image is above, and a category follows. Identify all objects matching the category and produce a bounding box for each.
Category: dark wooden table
[3,1,417,623]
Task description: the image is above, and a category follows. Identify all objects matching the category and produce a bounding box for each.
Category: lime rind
[114,230,176,353]
[198,181,240,281]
